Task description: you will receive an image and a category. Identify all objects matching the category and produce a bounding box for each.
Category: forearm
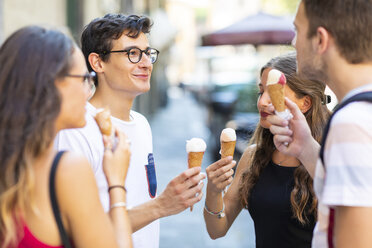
[203,187,230,239]
[109,189,133,248]
[298,137,320,178]
[335,206,372,248]
[128,199,163,233]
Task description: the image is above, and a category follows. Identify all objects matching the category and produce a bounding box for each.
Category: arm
[267,97,319,177]
[204,150,251,239]
[57,153,132,248]
[128,167,206,232]
[334,206,372,248]
[102,130,133,247]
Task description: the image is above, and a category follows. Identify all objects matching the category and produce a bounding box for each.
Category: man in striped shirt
[267,0,372,247]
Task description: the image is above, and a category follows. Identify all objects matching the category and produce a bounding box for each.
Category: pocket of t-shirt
[145,153,157,198]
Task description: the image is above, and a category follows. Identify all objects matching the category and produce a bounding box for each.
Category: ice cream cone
[188,151,204,168]
[220,141,236,158]
[220,128,236,158]
[186,138,206,212]
[94,108,112,136]
[268,84,286,112]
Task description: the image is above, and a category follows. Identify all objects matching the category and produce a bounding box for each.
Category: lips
[133,74,149,79]
[260,112,269,118]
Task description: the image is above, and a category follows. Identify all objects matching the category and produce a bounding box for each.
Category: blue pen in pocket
[145,153,157,198]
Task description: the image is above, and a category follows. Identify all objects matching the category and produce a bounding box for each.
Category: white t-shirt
[55,102,159,248]
[312,84,372,247]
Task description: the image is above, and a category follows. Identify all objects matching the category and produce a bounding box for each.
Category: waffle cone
[94,109,112,136]
[268,84,285,112]
[188,152,204,168]
[220,140,236,158]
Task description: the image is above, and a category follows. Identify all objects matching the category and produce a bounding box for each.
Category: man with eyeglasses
[55,14,205,248]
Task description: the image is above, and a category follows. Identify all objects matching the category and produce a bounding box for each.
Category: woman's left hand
[205,157,236,194]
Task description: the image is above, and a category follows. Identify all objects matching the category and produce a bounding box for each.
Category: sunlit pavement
[149,87,255,248]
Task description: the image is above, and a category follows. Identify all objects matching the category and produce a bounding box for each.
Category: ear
[313,27,330,55]
[300,95,312,113]
[88,52,104,73]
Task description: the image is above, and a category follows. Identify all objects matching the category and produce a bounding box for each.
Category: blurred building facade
[0,0,174,117]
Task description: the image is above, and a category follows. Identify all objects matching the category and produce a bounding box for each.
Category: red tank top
[17,225,64,248]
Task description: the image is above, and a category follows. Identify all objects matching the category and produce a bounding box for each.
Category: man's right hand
[267,97,312,158]
[156,167,206,217]
[267,97,319,178]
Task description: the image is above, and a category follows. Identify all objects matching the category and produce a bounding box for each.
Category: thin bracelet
[204,202,225,219]
[108,185,127,193]
[110,201,127,210]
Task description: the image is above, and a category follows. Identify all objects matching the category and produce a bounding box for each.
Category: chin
[77,119,87,128]
[259,119,271,130]
[69,118,86,129]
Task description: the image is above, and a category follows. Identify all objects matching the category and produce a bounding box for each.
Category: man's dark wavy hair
[81,14,153,86]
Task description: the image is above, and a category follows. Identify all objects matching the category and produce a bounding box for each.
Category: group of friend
[1,0,372,247]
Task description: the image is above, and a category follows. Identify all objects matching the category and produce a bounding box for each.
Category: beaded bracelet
[108,185,127,193]
[204,202,225,219]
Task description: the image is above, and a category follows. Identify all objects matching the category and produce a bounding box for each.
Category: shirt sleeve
[54,129,98,173]
[321,103,372,207]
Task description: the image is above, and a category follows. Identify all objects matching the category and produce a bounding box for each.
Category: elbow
[207,229,226,240]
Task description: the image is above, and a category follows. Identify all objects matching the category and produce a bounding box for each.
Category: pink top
[17,225,64,248]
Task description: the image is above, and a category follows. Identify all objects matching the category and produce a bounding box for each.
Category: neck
[34,143,55,167]
[326,55,372,101]
[273,149,300,167]
[90,86,134,122]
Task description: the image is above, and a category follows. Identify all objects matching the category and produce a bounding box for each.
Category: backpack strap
[49,151,73,248]
[319,91,372,168]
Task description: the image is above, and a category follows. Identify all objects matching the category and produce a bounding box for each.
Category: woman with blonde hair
[204,53,331,248]
[0,26,132,247]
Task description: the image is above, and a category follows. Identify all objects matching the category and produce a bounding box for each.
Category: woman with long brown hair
[0,26,132,247]
[204,53,331,247]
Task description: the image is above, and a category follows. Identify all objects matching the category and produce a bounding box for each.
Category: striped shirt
[312,84,372,247]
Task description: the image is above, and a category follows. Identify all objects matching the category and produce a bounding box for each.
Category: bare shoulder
[54,151,98,209]
[57,151,93,176]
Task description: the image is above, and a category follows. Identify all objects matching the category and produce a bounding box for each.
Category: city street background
[150,87,255,248]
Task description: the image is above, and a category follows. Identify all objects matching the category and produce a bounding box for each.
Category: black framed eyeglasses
[65,71,96,89]
[105,47,160,64]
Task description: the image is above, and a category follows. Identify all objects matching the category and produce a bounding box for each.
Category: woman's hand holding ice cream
[102,129,131,187]
[94,107,131,186]
[205,157,236,194]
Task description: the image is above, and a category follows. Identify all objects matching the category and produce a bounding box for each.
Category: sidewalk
[149,87,255,248]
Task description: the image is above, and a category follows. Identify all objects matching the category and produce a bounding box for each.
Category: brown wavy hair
[239,52,331,224]
[0,26,74,247]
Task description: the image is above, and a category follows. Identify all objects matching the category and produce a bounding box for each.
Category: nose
[292,33,297,47]
[257,91,271,108]
[138,52,152,67]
